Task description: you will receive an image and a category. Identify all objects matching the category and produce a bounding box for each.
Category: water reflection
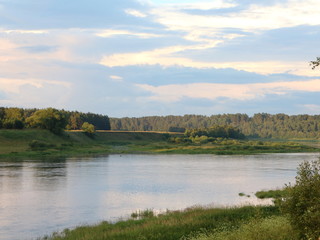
[0,162,24,193]
[32,159,67,191]
[0,153,319,240]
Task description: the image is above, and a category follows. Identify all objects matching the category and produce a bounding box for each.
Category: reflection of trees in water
[0,162,24,190]
[0,162,24,177]
[32,158,67,191]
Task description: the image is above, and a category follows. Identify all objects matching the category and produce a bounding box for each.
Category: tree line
[169,125,245,144]
[185,125,245,139]
[110,113,320,139]
[0,107,110,134]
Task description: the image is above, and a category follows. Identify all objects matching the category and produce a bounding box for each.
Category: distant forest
[2,107,320,139]
[0,107,110,132]
[110,114,320,139]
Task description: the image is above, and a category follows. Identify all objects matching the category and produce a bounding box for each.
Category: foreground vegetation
[41,206,285,240]
[0,129,318,159]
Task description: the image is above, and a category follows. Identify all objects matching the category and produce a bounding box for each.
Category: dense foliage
[0,107,110,132]
[110,113,320,138]
[81,122,95,134]
[66,111,110,130]
[281,159,320,240]
[185,125,245,139]
[26,108,67,134]
[169,125,245,144]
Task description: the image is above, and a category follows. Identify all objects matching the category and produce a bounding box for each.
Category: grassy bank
[0,129,170,159]
[0,129,318,160]
[40,206,288,240]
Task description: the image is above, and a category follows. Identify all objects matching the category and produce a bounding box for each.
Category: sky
[0,0,320,117]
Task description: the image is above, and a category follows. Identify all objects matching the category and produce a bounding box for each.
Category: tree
[26,108,67,134]
[68,112,83,130]
[2,108,25,129]
[81,122,95,134]
[310,57,320,70]
[281,159,320,240]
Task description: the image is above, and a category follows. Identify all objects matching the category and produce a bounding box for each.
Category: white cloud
[1,29,48,34]
[151,0,236,10]
[99,0,320,76]
[100,41,223,67]
[96,29,161,38]
[0,28,100,64]
[136,79,320,102]
[0,0,319,116]
[100,45,317,76]
[151,0,320,32]
[109,75,123,82]
[0,78,71,93]
[125,9,147,18]
[0,78,73,108]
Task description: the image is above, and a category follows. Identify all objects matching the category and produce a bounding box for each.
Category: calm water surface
[0,153,319,240]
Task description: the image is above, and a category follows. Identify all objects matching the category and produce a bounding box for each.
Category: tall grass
[184,216,298,240]
[40,206,280,240]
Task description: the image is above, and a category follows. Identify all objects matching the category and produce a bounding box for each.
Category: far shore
[0,129,319,160]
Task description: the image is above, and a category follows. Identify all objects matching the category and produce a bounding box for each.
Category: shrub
[281,159,320,240]
[2,119,24,129]
[130,209,154,219]
[81,122,95,134]
[191,136,209,144]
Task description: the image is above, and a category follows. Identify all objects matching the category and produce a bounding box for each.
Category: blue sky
[0,0,320,117]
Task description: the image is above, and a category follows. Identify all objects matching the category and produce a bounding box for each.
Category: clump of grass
[238,193,250,197]
[131,209,154,219]
[255,189,288,199]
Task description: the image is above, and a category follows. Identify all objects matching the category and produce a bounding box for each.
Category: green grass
[255,189,289,199]
[185,216,298,240]
[152,141,318,155]
[0,129,318,160]
[40,206,280,240]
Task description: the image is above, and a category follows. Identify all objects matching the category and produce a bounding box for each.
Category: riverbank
[0,129,318,159]
[40,205,298,240]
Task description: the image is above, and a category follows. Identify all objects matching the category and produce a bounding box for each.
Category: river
[0,153,319,240]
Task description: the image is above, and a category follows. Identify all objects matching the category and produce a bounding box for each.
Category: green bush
[281,159,320,240]
[131,209,154,219]
[81,122,95,134]
[2,119,24,129]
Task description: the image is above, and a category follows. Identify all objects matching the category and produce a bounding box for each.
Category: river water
[0,153,319,240]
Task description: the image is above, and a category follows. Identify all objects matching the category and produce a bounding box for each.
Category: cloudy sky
[0,0,319,117]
